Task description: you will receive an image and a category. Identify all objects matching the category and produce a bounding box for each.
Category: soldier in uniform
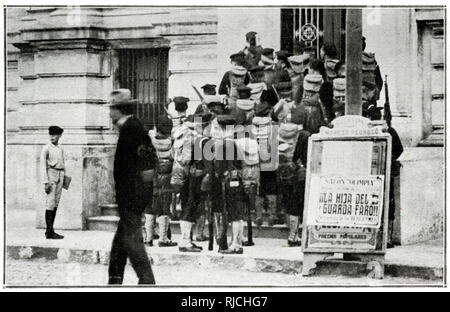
[178,113,213,251]
[300,59,327,134]
[242,31,263,68]
[362,36,383,93]
[247,65,267,104]
[107,89,155,285]
[252,91,279,227]
[259,48,275,70]
[40,125,66,239]
[234,86,259,246]
[218,52,250,108]
[147,114,178,247]
[212,113,246,254]
[331,77,346,120]
[319,42,340,81]
[366,105,403,248]
[167,96,190,129]
[288,53,310,104]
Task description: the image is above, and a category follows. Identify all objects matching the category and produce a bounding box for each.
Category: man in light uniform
[40,125,66,239]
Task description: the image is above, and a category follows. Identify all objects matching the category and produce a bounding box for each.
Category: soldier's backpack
[324,59,340,80]
[170,123,193,187]
[149,130,173,175]
[277,122,301,187]
[300,98,325,134]
[252,116,278,171]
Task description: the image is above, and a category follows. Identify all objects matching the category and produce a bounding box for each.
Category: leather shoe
[179,246,201,253]
[242,241,255,246]
[219,247,243,254]
[46,232,64,239]
[158,240,178,247]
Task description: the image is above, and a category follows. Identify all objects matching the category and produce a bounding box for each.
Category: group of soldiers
[142,31,392,254]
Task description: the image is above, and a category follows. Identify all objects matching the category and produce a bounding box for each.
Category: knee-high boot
[144,214,156,245]
[158,215,177,247]
[178,221,200,252]
[287,214,300,247]
[267,195,277,226]
[255,195,264,226]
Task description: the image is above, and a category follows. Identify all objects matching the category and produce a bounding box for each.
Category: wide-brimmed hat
[106,89,138,107]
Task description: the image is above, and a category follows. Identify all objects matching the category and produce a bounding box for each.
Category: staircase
[86,204,292,239]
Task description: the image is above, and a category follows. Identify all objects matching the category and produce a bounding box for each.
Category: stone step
[99,204,119,217]
[86,215,292,239]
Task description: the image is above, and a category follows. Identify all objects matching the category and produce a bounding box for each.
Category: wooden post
[345,9,363,116]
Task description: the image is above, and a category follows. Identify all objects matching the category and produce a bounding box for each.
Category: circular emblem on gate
[300,23,317,42]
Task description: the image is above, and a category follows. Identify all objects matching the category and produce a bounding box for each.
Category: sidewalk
[6,209,445,281]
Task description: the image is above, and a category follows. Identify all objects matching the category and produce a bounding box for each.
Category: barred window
[117,48,169,128]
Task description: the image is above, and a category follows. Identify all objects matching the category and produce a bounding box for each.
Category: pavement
[5,209,446,283]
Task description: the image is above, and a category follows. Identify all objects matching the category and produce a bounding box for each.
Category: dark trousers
[108,213,155,285]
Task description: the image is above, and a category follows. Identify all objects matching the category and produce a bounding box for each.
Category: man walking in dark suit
[107,89,156,285]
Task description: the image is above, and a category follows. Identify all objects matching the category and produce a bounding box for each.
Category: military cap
[156,114,173,136]
[254,101,272,117]
[261,48,275,57]
[275,50,291,62]
[49,125,64,135]
[201,84,217,95]
[250,65,265,74]
[216,114,237,126]
[246,31,258,41]
[230,51,246,63]
[237,86,252,99]
[173,96,189,112]
[107,88,138,107]
[366,104,383,121]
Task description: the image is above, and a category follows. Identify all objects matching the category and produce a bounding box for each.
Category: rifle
[219,174,229,251]
[244,191,254,246]
[191,84,210,113]
[384,75,392,127]
[207,195,214,251]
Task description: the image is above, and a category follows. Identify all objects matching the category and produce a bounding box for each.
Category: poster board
[301,116,392,254]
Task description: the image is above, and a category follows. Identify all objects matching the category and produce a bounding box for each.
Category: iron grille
[117,48,169,128]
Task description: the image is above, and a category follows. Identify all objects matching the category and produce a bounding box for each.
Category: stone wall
[397,147,444,244]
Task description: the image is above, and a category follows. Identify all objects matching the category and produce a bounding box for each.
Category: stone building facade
[5,7,444,244]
